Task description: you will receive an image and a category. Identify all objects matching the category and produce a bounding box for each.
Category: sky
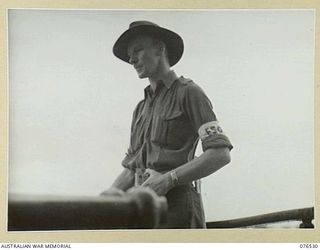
[8,9,315,222]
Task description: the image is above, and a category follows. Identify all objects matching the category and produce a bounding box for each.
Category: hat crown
[129,21,159,29]
[114,21,184,67]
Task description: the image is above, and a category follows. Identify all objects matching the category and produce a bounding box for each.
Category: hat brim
[113,25,184,67]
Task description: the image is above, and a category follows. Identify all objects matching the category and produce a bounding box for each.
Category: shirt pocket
[151,110,185,147]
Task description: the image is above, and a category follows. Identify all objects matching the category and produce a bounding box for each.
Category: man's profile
[101,21,233,229]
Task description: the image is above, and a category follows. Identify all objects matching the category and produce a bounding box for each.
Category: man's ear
[155,41,166,56]
[155,46,165,56]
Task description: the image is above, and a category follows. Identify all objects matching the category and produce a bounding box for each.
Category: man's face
[127,36,161,79]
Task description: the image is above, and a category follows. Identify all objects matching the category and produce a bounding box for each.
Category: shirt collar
[159,70,179,89]
[144,71,179,98]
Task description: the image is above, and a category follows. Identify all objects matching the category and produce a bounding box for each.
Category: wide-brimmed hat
[113,21,184,66]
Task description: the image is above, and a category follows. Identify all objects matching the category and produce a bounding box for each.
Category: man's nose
[129,54,138,64]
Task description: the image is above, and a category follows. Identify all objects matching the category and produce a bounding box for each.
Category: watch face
[170,171,178,185]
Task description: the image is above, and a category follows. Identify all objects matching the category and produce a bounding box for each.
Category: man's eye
[128,47,143,57]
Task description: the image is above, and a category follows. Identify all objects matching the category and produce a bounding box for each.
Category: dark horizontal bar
[206,207,314,228]
[8,188,167,231]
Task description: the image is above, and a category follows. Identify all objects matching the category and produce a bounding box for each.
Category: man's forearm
[167,147,231,187]
[110,168,135,191]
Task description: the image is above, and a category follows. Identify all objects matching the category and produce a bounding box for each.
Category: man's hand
[100,187,125,197]
[141,169,173,196]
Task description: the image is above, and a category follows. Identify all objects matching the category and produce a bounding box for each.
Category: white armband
[198,121,224,140]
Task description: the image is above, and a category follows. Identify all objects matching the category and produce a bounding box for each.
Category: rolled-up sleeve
[121,151,139,171]
[181,81,233,151]
[198,122,233,151]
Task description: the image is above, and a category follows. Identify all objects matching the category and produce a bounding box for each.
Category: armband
[198,121,233,151]
[198,121,224,140]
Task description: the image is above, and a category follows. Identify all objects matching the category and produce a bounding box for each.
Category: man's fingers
[100,188,125,196]
[144,169,152,175]
[141,179,150,187]
[145,168,160,176]
[144,172,150,178]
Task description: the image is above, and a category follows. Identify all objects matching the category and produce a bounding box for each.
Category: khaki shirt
[122,72,233,173]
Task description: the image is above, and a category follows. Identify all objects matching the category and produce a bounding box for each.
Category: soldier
[101,21,233,228]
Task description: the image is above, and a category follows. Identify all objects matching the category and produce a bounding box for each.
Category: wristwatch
[170,170,179,186]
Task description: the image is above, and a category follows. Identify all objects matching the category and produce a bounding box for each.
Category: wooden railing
[8,189,314,230]
[206,207,314,229]
[8,188,167,231]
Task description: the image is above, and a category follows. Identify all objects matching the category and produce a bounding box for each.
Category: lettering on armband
[198,121,224,140]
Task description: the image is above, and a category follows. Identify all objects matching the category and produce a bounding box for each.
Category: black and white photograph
[7,9,315,231]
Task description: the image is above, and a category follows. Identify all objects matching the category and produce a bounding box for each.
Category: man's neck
[148,63,171,92]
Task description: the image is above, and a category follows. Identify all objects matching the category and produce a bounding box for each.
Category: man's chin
[137,73,147,79]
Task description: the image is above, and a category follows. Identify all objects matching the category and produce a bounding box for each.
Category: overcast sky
[8,9,315,222]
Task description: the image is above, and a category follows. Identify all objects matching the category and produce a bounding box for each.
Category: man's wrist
[167,170,179,188]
